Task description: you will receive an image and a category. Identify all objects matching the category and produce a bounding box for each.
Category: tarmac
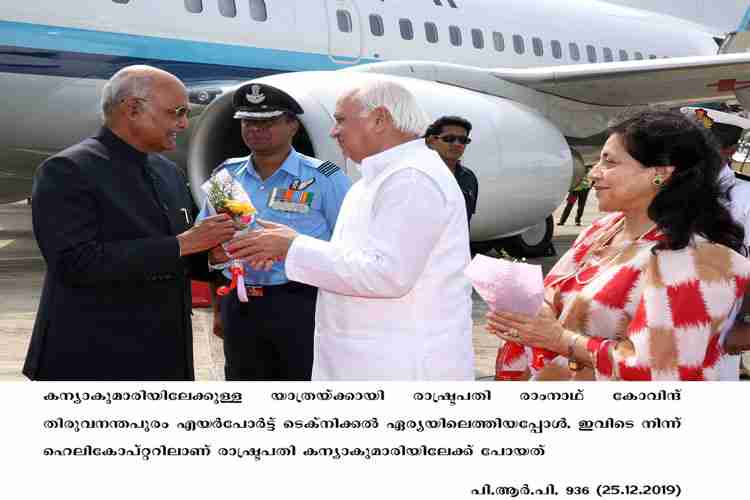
[0,198,611,381]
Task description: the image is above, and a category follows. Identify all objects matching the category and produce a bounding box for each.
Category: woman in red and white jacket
[488,109,750,381]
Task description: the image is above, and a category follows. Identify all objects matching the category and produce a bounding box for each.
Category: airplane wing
[347,53,750,108]
[491,53,750,107]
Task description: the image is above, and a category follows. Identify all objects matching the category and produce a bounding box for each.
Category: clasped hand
[215,219,298,271]
[485,304,566,354]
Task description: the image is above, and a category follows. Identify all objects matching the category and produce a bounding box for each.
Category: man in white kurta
[230,80,474,380]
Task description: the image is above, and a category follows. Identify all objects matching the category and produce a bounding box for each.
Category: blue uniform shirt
[197,148,351,285]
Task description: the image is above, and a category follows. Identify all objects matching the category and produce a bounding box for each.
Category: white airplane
[602,0,750,34]
[3,0,750,255]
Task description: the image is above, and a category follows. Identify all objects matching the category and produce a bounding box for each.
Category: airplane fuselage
[0,0,722,242]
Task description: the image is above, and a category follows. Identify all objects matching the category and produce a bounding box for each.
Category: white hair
[348,80,431,135]
[100,66,156,123]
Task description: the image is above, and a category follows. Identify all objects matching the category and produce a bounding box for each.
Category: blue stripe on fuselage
[0,45,284,81]
[0,20,374,80]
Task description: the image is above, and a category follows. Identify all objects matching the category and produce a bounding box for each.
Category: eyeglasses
[437,134,471,145]
[126,97,190,119]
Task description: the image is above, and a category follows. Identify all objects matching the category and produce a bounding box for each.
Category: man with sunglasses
[199,82,351,381]
[24,65,236,381]
[425,116,479,226]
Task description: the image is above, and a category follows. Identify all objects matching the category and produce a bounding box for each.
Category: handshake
[177,214,298,271]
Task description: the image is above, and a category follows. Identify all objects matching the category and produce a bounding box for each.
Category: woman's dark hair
[608,109,744,253]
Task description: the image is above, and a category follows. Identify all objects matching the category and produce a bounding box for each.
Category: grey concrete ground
[0,198,599,381]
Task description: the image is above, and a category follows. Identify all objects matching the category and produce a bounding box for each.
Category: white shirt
[286,140,474,380]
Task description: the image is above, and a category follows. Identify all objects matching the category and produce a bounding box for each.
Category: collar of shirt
[96,127,148,166]
[719,162,736,191]
[240,148,301,181]
[360,139,424,183]
[454,162,470,179]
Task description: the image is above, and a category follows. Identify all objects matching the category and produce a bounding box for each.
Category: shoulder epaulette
[316,160,341,177]
[212,157,247,176]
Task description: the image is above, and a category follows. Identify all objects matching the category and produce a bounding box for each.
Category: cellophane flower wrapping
[201,170,257,301]
[464,254,544,315]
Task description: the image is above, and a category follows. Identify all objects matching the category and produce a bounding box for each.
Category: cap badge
[694,109,714,129]
[246,84,266,105]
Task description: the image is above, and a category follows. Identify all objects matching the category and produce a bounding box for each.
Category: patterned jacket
[500,212,750,381]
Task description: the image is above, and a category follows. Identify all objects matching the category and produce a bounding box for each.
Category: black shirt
[454,163,478,225]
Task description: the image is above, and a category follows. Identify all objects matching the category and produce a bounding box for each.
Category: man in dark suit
[23,65,235,381]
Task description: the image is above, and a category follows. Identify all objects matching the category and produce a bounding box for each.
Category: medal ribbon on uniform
[268,187,314,213]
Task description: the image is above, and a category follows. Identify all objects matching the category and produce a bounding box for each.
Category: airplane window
[550,40,562,59]
[602,47,613,62]
[184,0,203,13]
[619,49,629,61]
[569,42,580,61]
[425,22,439,43]
[370,15,384,36]
[219,0,237,18]
[493,32,504,52]
[648,54,657,59]
[249,0,267,21]
[532,37,543,56]
[338,10,353,33]
[399,19,414,40]
[513,35,525,55]
[634,51,644,60]
[112,0,130,3]
[586,45,597,62]
[472,29,484,49]
[447,0,458,7]
[449,26,462,46]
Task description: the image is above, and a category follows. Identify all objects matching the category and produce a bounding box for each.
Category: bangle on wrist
[567,332,584,371]
[594,339,616,377]
[586,336,604,371]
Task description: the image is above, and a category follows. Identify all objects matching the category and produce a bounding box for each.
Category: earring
[652,175,663,187]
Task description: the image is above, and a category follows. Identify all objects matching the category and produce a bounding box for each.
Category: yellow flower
[224,200,256,216]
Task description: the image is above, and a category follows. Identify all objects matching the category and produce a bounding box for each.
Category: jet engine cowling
[187,71,572,242]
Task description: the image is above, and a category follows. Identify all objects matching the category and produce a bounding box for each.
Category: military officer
[197,82,351,381]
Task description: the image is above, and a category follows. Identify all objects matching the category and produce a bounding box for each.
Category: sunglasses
[127,97,190,119]
[437,134,471,145]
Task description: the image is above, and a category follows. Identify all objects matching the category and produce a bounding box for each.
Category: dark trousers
[559,189,590,225]
[220,282,317,381]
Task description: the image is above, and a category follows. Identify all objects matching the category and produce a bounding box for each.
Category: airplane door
[325,0,362,64]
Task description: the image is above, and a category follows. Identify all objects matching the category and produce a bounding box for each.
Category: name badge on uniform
[290,178,316,191]
[268,187,314,214]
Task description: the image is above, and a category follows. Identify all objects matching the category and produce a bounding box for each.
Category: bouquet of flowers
[464,252,553,381]
[202,172,257,302]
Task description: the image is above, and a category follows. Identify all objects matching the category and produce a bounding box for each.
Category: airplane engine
[187,71,572,247]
